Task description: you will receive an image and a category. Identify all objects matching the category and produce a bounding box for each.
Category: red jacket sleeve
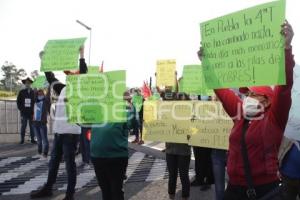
[214,88,242,121]
[270,48,295,130]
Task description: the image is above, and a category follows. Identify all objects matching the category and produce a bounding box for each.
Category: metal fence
[0,100,21,134]
[0,100,54,135]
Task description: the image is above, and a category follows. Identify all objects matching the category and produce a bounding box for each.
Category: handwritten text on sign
[156,59,176,87]
[200,0,285,89]
[66,70,126,124]
[180,65,214,96]
[41,38,86,72]
[143,101,233,150]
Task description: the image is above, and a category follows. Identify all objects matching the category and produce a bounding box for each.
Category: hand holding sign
[281,20,293,49]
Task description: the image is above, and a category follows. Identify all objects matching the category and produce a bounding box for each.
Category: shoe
[138,140,144,145]
[169,194,175,199]
[19,141,24,144]
[62,194,74,200]
[31,140,37,144]
[190,179,202,186]
[30,186,52,198]
[200,184,211,191]
[131,139,139,144]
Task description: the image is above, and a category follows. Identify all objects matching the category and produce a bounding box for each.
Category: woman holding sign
[165,92,191,200]
[198,21,295,200]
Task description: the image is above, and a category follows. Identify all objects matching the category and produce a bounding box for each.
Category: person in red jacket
[198,20,295,199]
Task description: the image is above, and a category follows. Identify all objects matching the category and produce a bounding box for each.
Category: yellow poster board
[143,101,233,150]
[156,59,176,87]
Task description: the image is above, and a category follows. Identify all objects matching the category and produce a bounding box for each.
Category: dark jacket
[215,48,295,186]
[17,88,35,117]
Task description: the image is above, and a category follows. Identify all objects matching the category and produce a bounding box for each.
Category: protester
[30,46,87,200]
[90,91,136,200]
[198,21,295,199]
[210,95,228,200]
[279,85,300,199]
[191,96,214,191]
[165,92,191,200]
[138,100,144,145]
[32,89,50,158]
[131,89,142,144]
[79,127,91,165]
[17,77,36,144]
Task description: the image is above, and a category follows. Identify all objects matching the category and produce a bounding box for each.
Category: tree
[30,70,39,80]
[0,61,27,92]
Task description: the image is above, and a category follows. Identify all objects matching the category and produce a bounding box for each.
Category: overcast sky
[0,0,299,87]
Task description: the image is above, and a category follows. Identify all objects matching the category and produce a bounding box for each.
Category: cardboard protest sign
[156,59,176,87]
[200,0,286,89]
[66,70,126,123]
[88,66,100,74]
[32,75,48,89]
[180,65,214,96]
[41,37,86,72]
[143,101,233,149]
[132,95,143,112]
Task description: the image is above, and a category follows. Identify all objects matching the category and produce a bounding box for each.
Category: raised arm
[270,21,295,130]
[79,46,87,74]
[174,71,179,93]
[214,89,242,121]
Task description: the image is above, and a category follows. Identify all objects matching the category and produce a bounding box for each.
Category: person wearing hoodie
[30,46,87,200]
[17,77,36,144]
[32,89,50,157]
[198,21,295,199]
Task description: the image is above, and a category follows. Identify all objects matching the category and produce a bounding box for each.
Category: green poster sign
[132,95,143,112]
[66,70,127,124]
[41,37,87,72]
[148,93,161,101]
[200,0,286,89]
[32,75,48,89]
[88,66,100,74]
[180,65,214,96]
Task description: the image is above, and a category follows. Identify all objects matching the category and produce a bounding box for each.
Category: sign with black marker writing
[143,101,233,150]
[200,0,286,89]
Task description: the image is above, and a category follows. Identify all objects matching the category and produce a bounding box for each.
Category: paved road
[0,137,214,200]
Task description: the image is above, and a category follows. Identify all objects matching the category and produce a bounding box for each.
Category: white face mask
[242,97,261,117]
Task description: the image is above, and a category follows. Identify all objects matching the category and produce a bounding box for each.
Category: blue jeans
[80,128,90,164]
[33,123,49,155]
[20,113,35,142]
[45,134,79,196]
[211,149,227,200]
